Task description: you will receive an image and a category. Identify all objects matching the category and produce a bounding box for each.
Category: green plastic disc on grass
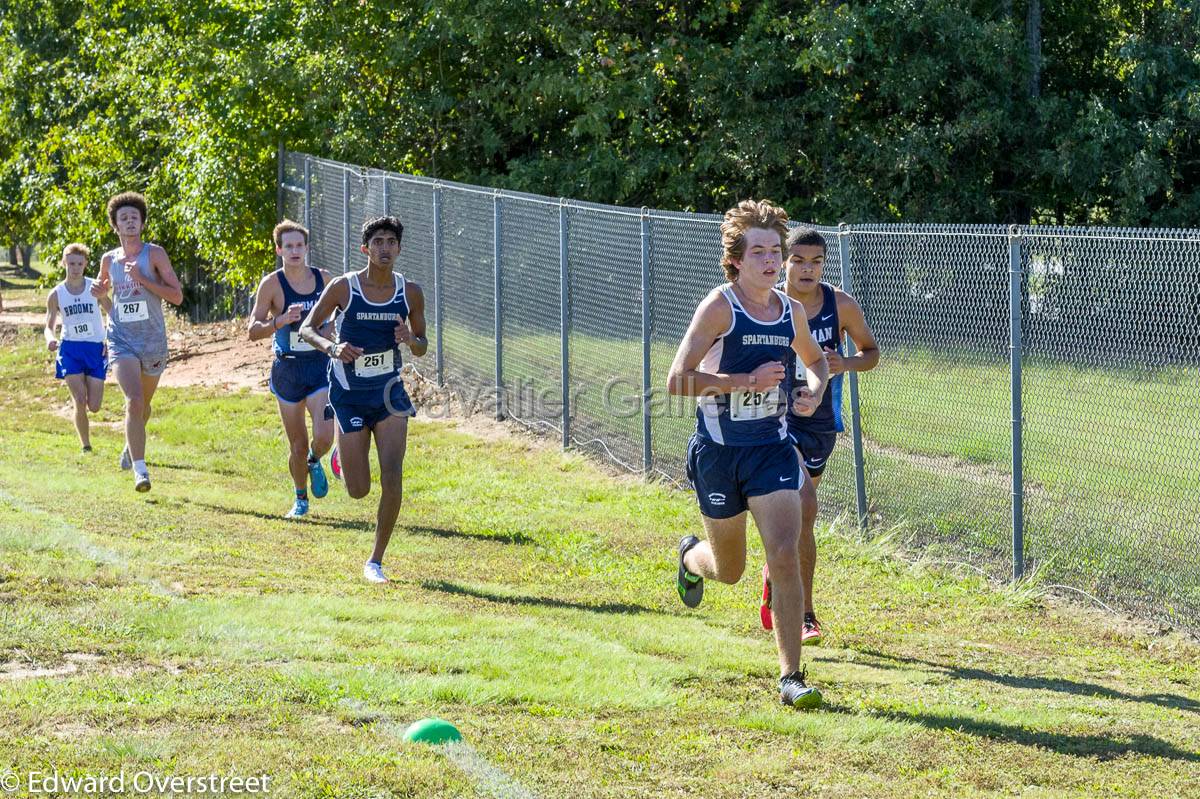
[403,718,462,745]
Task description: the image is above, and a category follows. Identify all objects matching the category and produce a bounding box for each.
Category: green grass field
[1,306,1199,797]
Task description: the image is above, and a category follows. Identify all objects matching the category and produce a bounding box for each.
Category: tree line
[1,0,1196,291]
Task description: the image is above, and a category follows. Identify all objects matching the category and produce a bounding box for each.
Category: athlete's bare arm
[667,289,786,396]
[396,281,428,357]
[247,274,285,341]
[300,276,359,362]
[43,289,59,350]
[89,276,113,313]
[128,245,183,306]
[829,291,880,375]
[789,297,829,417]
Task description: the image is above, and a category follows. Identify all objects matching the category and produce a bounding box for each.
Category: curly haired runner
[95,192,184,492]
[666,199,829,708]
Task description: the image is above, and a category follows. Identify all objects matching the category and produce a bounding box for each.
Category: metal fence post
[433,183,444,386]
[1009,225,1025,581]
[302,157,311,232]
[641,208,652,476]
[342,168,351,276]
[382,173,390,217]
[493,190,504,421]
[838,224,869,532]
[560,199,570,449]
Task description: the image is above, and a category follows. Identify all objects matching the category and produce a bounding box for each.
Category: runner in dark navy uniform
[760,227,880,643]
[248,220,335,519]
[300,216,427,584]
[667,200,829,709]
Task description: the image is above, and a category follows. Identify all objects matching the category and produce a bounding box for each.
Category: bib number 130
[730,387,783,422]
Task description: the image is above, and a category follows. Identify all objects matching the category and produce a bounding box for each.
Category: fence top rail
[284,151,1200,241]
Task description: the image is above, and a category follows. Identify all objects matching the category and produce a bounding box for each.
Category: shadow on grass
[187,500,371,532]
[853,648,1200,715]
[422,579,665,616]
[823,703,1200,762]
[152,460,247,479]
[405,525,533,546]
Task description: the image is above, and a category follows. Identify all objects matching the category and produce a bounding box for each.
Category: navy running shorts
[686,434,800,519]
[327,379,415,434]
[270,356,330,404]
[55,340,107,380]
[790,428,838,477]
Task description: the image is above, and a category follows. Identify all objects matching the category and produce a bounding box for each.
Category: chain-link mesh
[1022,228,1200,627]
[387,175,437,372]
[280,150,1200,634]
[565,202,644,471]
[647,210,722,484]
[498,193,563,433]
[439,182,496,404]
[850,227,1014,569]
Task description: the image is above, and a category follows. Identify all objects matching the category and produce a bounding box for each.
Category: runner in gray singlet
[94,192,183,493]
[106,244,168,372]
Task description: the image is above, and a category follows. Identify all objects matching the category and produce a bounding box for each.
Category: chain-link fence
[279,150,1200,633]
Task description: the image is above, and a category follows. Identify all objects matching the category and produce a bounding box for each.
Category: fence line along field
[1,266,1198,798]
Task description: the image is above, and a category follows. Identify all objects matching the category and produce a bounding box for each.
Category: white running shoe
[120,446,132,470]
[362,561,388,584]
[134,473,151,493]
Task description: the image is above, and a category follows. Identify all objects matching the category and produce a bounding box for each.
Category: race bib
[289,331,315,352]
[69,322,93,338]
[119,300,149,322]
[355,349,394,378]
[729,387,783,422]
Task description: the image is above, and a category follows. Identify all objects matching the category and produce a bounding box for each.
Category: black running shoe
[677,535,704,608]
[779,666,822,709]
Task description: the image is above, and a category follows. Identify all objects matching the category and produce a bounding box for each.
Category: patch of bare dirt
[0,311,45,327]
[0,652,102,681]
[160,319,271,392]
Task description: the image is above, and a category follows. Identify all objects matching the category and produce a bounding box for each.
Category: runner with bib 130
[44,243,111,452]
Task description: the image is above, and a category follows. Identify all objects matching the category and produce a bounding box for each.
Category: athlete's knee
[708,550,746,584]
[764,532,802,572]
[346,478,371,500]
[311,431,333,454]
[87,396,102,414]
[125,393,145,416]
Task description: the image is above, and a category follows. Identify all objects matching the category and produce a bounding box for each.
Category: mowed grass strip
[0,327,1198,798]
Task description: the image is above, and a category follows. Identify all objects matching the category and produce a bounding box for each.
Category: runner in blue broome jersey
[248,220,335,520]
[759,227,881,645]
[299,216,427,585]
[666,199,829,709]
[44,243,111,452]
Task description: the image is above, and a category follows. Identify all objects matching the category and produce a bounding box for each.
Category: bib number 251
[354,350,394,378]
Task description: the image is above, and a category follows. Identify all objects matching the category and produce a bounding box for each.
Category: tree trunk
[1027,0,1042,100]
[19,245,34,273]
